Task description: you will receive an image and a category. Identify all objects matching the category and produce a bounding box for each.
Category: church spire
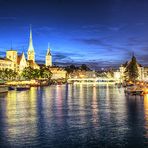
[47,42,51,55]
[28,25,34,52]
[45,43,52,66]
[27,25,35,61]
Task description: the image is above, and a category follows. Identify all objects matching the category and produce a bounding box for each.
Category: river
[0,84,148,147]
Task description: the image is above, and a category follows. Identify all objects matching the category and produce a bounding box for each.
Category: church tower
[45,44,52,66]
[27,26,35,62]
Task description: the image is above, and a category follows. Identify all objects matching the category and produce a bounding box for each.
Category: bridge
[67,77,118,84]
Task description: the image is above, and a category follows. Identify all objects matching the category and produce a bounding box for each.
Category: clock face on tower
[28,51,34,55]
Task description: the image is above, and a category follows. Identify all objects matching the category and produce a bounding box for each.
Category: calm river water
[0,84,148,148]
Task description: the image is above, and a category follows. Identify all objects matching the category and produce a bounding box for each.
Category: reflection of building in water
[5,90,37,146]
[67,84,73,110]
[28,87,38,108]
[6,91,18,126]
[56,85,62,107]
[104,84,111,120]
[42,86,53,104]
[106,84,109,100]
[78,84,87,124]
[144,94,148,138]
[92,86,96,101]
[55,85,63,124]
[79,83,84,106]
[92,86,98,124]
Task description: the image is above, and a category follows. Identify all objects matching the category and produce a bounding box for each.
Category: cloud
[74,38,112,48]
[52,59,122,70]
[53,53,71,61]
[74,37,131,55]
[135,22,145,26]
[108,26,122,31]
[126,37,148,46]
[36,50,85,64]
[141,46,148,51]
[73,36,139,67]
[18,44,147,69]
[136,54,148,66]
[82,23,127,32]
[52,51,84,63]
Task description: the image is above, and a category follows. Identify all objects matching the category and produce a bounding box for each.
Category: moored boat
[125,86,143,95]
[0,85,8,93]
[125,89,143,95]
[8,86,16,90]
[16,85,30,91]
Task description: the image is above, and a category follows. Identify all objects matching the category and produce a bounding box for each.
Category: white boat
[0,85,8,93]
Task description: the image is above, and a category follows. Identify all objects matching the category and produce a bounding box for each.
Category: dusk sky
[0,0,148,69]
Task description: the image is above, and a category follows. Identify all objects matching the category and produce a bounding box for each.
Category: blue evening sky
[0,0,148,68]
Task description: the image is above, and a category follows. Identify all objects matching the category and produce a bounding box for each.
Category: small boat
[16,85,30,91]
[8,86,16,90]
[126,90,143,95]
[0,85,8,93]
[125,86,143,95]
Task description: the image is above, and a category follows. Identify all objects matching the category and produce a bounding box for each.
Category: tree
[0,69,18,80]
[40,66,52,79]
[80,64,90,71]
[0,70,5,79]
[65,64,90,74]
[21,66,52,80]
[124,56,139,81]
[21,67,36,80]
[106,71,114,78]
[65,64,78,73]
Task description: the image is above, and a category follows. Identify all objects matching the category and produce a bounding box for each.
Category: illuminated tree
[0,69,18,80]
[40,66,52,79]
[21,67,35,80]
[124,56,139,81]
[21,66,52,80]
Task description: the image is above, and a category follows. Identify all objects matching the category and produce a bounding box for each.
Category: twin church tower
[27,26,52,67]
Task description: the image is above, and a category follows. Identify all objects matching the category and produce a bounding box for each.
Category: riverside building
[0,27,51,72]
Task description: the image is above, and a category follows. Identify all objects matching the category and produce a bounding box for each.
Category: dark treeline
[64,64,90,73]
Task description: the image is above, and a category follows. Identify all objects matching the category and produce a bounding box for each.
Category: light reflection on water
[0,88,38,147]
[0,84,148,147]
[144,94,148,139]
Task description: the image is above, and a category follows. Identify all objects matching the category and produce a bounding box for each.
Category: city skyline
[0,0,148,69]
